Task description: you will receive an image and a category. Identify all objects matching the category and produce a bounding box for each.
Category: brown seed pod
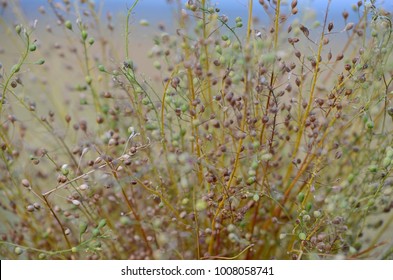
[342,11,349,20]
[22,179,30,188]
[291,7,298,15]
[344,22,354,31]
[328,22,334,32]
[299,24,309,37]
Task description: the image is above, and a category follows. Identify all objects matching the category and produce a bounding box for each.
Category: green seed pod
[15,25,22,34]
[297,192,305,202]
[347,173,355,183]
[142,97,150,105]
[92,228,100,237]
[246,176,256,185]
[253,193,260,202]
[145,123,158,130]
[38,253,46,259]
[14,247,23,255]
[29,44,37,52]
[11,64,20,73]
[153,60,161,70]
[366,120,374,129]
[98,64,105,72]
[88,37,95,45]
[236,22,243,28]
[65,20,73,30]
[235,17,242,23]
[61,164,69,176]
[79,222,88,235]
[221,35,229,41]
[71,247,78,253]
[368,164,378,173]
[313,210,321,218]
[195,199,207,211]
[181,104,189,112]
[298,232,307,240]
[81,30,88,41]
[139,19,149,26]
[36,59,45,65]
[98,219,107,229]
[85,75,92,85]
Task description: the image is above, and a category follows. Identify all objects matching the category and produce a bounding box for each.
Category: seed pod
[344,22,354,31]
[336,53,344,61]
[15,25,22,34]
[98,219,107,228]
[298,232,306,240]
[328,22,334,32]
[292,7,298,15]
[65,20,72,30]
[295,77,301,87]
[79,222,88,235]
[72,199,81,206]
[14,247,23,255]
[297,192,305,202]
[299,24,309,37]
[22,179,30,188]
[29,44,37,52]
[81,30,88,41]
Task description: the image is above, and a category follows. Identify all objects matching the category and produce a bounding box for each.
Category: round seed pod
[27,205,35,212]
[298,232,306,240]
[14,247,23,255]
[21,179,30,188]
